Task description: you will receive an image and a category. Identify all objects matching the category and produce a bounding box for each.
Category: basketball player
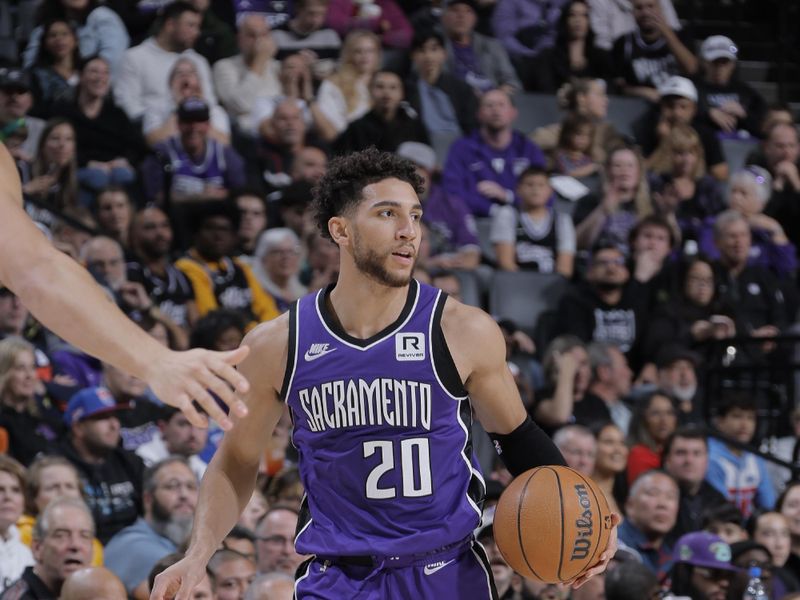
[151,149,618,599]
[0,145,249,430]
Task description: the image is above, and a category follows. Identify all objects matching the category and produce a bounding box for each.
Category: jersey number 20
[363,438,433,499]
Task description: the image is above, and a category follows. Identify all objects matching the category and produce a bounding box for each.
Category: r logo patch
[395,333,425,361]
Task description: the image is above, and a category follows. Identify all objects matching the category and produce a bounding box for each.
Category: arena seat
[488,271,569,338]
[721,137,760,174]
[514,93,562,134]
[605,96,651,138]
[474,217,496,265]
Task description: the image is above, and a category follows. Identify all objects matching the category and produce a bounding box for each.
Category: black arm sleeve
[487,416,567,477]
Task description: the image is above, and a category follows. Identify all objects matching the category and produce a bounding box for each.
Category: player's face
[348,178,422,288]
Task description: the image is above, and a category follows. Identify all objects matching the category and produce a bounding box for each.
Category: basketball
[492,465,613,583]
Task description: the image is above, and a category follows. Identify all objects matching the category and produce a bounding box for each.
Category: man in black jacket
[663,426,728,541]
[55,387,144,544]
[333,71,428,155]
[556,243,649,370]
[405,30,478,138]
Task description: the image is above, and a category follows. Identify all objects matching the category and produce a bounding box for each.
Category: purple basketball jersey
[282,280,486,557]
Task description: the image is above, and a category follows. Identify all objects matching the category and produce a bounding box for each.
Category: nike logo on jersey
[304,343,337,361]
[423,559,455,575]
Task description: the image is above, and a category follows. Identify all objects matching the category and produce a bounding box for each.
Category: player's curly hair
[312,147,425,240]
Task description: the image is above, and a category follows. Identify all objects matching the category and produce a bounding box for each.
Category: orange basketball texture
[492,466,613,583]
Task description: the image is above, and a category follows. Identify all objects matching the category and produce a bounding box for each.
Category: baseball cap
[0,68,32,92]
[177,96,210,123]
[63,386,129,426]
[396,142,437,172]
[701,35,738,62]
[673,531,739,571]
[658,76,698,103]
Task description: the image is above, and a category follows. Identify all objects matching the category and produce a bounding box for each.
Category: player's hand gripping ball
[492,465,613,583]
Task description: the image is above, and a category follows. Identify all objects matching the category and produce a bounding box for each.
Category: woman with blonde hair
[573,144,652,251]
[647,124,724,246]
[531,77,622,164]
[314,30,381,142]
[0,337,63,466]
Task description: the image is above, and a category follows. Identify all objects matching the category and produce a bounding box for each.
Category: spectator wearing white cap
[397,142,481,272]
[695,35,767,138]
[634,75,728,181]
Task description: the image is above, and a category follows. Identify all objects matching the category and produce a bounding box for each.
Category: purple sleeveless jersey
[282,280,486,557]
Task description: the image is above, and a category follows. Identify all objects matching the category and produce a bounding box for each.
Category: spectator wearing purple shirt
[441,0,522,95]
[442,89,546,218]
[398,142,481,271]
[491,0,571,90]
[140,98,247,206]
[698,168,797,279]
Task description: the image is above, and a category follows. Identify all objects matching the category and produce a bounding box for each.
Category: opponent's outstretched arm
[0,145,248,429]
[150,318,289,600]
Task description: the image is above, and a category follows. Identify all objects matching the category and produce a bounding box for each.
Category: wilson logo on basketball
[570,484,593,561]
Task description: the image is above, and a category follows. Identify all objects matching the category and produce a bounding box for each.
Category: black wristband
[488,416,567,477]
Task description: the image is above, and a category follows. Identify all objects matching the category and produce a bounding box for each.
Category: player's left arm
[443,299,618,588]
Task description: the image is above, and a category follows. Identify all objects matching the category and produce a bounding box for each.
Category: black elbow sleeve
[487,416,567,477]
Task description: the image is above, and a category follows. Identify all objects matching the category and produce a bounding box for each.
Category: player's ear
[328,216,349,245]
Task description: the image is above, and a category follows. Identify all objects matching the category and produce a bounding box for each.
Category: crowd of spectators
[1,0,799,598]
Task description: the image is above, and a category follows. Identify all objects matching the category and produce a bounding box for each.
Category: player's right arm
[150,315,290,600]
[0,145,249,430]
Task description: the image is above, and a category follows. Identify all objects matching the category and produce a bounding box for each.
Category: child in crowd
[553,113,599,178]
[490,166,575,277]
[707,392,777,518]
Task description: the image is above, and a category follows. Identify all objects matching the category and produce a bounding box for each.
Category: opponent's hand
[143,346,250,431]
[150,554,209,600]
[569,513,621,589]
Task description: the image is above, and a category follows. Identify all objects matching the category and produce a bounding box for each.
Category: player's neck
[328,270,411,340]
